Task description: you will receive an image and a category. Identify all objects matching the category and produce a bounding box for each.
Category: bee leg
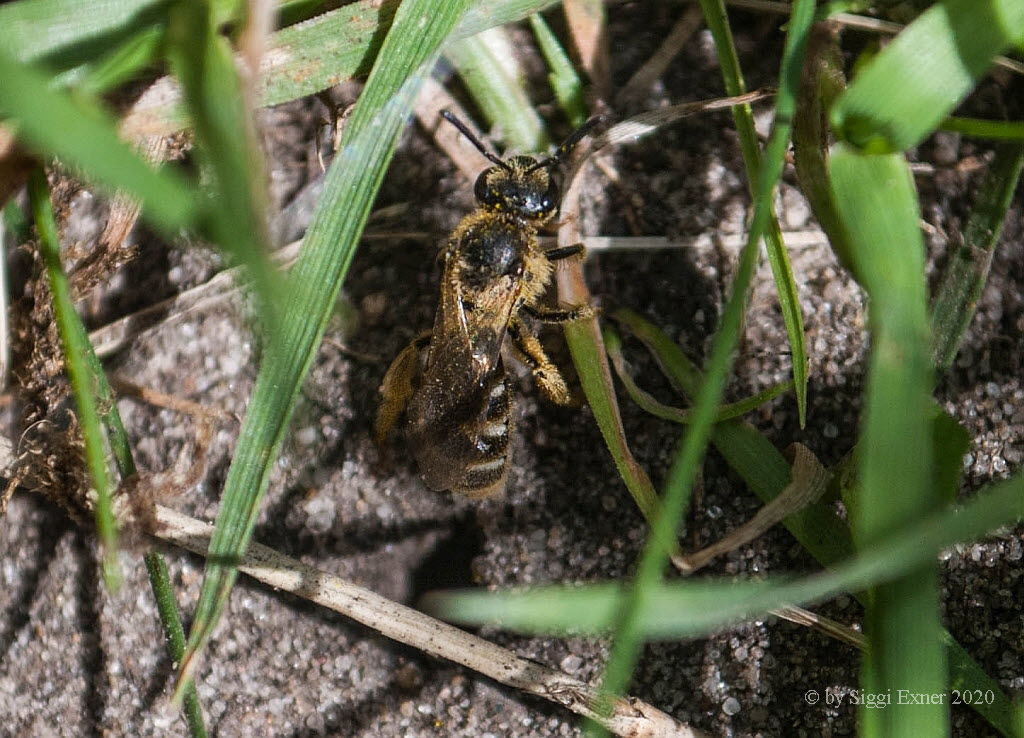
[543,243,586,262]
[507,318,572,405]
[522,303,595,323]
[375,332,430,445]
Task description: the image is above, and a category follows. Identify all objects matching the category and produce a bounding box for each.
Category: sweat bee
[375,111,601,497]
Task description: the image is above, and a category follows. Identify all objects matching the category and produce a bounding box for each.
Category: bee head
[473,157,559,221]
[441,110,602,222]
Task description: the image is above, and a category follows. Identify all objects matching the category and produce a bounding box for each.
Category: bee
[375,111,601,497]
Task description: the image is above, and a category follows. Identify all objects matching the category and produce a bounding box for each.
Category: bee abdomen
[455,374,513,497]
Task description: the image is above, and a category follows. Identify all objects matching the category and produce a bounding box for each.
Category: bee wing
[408,254,520,493]
[428,244,517,378]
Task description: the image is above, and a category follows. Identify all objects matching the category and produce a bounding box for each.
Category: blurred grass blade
[0,49,196,236]
[829,145,944,736]
[529,13,588,128]
[29,170,121,591]
[698,0,808,428]
[0,0,163,66]
[3,201,31,254]
[941,117,1024,142]
[429,468,1024,636]
[604,322,792,424]
[446,27,548,152]
[166,1,281,332]
[931,142,1024,370]
[831,0,1024,153]
[175,0,472,698]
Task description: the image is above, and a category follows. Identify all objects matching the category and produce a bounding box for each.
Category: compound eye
[474,170,497,206]
[540,178,560,213]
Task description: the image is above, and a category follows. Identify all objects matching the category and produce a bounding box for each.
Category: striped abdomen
[452,372,512,497]
[407,363,514,498]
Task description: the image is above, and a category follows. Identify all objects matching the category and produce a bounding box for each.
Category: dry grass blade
[595,90,775,149]
[674,444,829,574]
[153,504,705,738]
[772,605,867,650]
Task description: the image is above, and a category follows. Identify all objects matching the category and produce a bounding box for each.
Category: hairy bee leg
[507,318,573,405]
[522,303,595,323]
[375,333,430,445]
[544,243,586,262]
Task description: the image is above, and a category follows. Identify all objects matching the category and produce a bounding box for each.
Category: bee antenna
[527,115,603,173]
[441,110,511,171]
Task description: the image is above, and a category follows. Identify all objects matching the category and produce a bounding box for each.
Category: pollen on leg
[534,367,572,405]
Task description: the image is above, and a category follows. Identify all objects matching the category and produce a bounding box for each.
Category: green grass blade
[3,201,31,252]
[931,142,1024,370]
[604,322,792,423]
[166,1,281,331]
[0,49,196,236]
[931,407,971,508]
[762,224,807,427]
[529,13,588,128]
[145,552,208,737]
[565,319,664,528]
[446,27,548,152]
[829,145,944,736]
[429,468,1024,637]
[29,170,121,591]
[698,0,809,427]
[945,634,1018,737]
[831,0,1024,153]
[175,0,472,697]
